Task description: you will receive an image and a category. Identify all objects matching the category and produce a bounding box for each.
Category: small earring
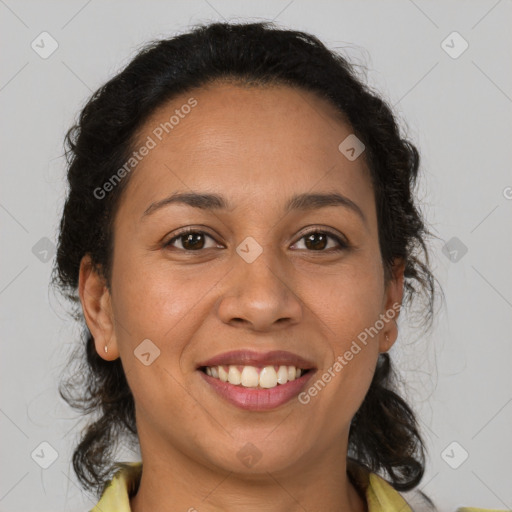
[385,333,389,342]
[104,345,108,354]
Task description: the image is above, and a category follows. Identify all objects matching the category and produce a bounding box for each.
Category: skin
[79,82,404,512]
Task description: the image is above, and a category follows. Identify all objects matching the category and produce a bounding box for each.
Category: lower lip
[199,370,315,411]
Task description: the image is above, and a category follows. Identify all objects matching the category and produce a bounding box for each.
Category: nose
[216,248,303,332]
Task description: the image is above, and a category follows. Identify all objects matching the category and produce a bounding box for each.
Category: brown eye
[293,230,348,252]
[164,230,218,251]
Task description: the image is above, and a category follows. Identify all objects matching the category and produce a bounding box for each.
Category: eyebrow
[142,191,366,224]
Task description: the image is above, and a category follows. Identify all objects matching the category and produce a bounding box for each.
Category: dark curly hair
[52,20,439,501]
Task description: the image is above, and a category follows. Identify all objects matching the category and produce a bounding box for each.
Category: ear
[379,257,405,353]
[78,254,119,360]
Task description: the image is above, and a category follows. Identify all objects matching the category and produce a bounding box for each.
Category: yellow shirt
[89,461,508,512]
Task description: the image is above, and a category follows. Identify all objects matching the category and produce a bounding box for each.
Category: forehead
[116,82,375,224]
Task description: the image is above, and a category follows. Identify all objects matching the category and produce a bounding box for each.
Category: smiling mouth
[196,350,316,410]
[199,364,312,389]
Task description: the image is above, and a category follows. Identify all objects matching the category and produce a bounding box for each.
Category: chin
[197,431,311,477]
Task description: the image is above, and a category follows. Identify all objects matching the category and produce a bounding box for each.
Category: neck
[129,434,367,512]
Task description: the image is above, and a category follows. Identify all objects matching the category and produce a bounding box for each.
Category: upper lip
[197,350,316,369]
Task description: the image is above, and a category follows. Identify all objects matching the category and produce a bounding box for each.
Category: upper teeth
[205,365,303,388]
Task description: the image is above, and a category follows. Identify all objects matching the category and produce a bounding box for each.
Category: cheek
[311,259,385,345]
[296,338,379,450]
[109,259,207,420]
[301,257,383,413]
[111,255,206,345]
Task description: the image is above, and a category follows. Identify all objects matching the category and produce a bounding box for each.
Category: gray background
[1,1,511,510]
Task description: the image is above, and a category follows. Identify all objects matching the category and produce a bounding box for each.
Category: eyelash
[163,227,349,253]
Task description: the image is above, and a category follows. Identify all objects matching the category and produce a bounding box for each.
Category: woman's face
[82,82,403,477]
